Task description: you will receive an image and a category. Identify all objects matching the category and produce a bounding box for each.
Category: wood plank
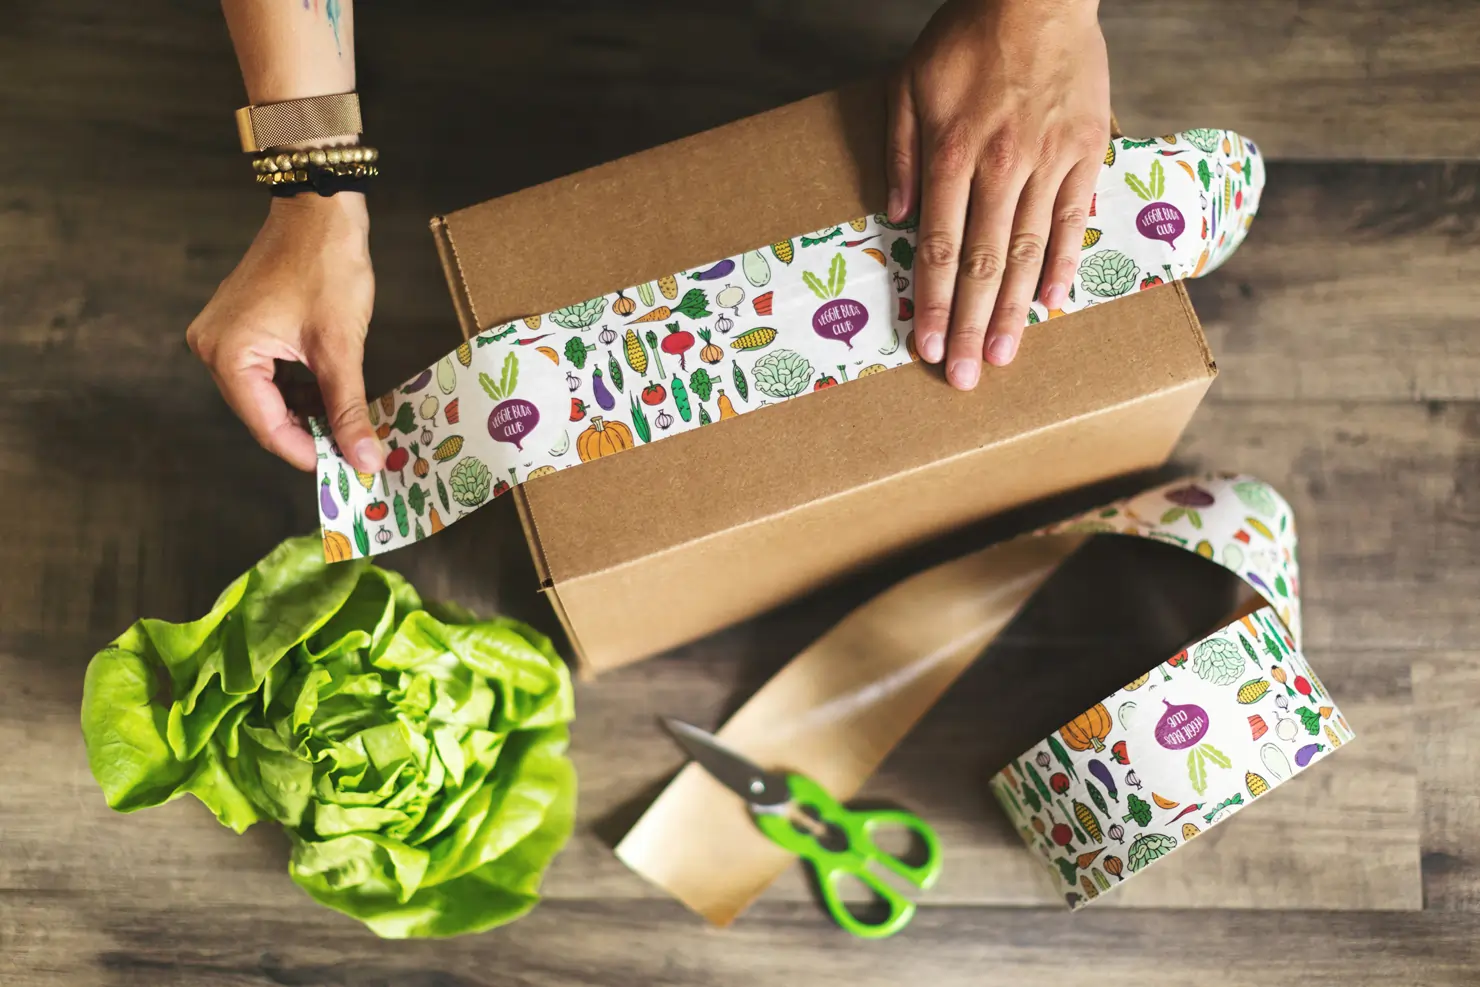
[1413,653,1480,910]
[7,894,1480,987]
[1189,162,1480,402]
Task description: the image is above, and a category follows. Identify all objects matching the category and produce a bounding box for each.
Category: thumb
[310,329,384,474]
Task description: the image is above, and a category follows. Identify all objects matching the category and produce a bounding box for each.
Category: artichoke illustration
[448,456,492,507]
[751,349,815,398]
[1079,249,1139,298]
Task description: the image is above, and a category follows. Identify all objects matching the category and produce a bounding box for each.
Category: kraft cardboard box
[430,80,1217,674]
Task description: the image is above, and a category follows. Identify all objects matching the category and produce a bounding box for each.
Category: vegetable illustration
[1181,822,1201,841]
[1248,714,1268,740]
[528,466,556,480]
[606,352,625,393]
[1050,772,1070,796]
[1088,760,1119,801]
[1023,761,1053,803]
[393,494,409,537]
[448,457,492,507]
[565,337,596,369]
[1116,701,1138,732]
[576,416,634,462]
[445,398,460,425]
[671,377,692,421]
[641,382,666,406]
[814,374,837,391]
[410,442,429,478]
[771,239,795,264]
[591,368,616,411]
[404,369,433,394]
[322,530,353,562]
[392,402,417,435]
[698,404,712,426]
[629,397,652,444]
[1294,743,1326,768]
[1035,752,1051,770]
[1237,678,1270,704]
[689,368,717,402]
[1082,228,1102,249]
[1258,743,1292,782]
[732,362,749,401]
[752,349,815,398]
[861,247,887,266]
[385,441,410,481]
[1050,819,1075,854]
[622,329,649,375]
[1271,665,1292,695]
[644,330,667,377]
[549,296,608,330]
[890,237,914,270]
[433,435,464,462]
[715,285,745,315]
[1183,128,1222,153]
[1325,724,1343,749]
[715,312,734,334]
[1103,855,1124,879]
[689,259,735,281]
[1054,856,1077,886]
[352,514,370,556]
[436,473,450,512]
[1169,803,1201,823]
[1077,848,1104,870]
[1080,875,1099,900]
[1152,793,1179,810]
[637,281,655,307]
[753,291,774,316]
[1204,794,1245,824]
[658,274,678,300]
[1239,633,1263,670]
[428,506,445,533]
[435,356,458,395]
[1245,771,1269,798]
[547,430,569,457]
[731,326,778,351]
[698,328,723,365]
[1192,637,1245,685]
[479,355,540,451]
[1073,800,1103,842]
[535,345,560,365]
[524,315,542,330]
[741,250,771,287]
[1111,740,1129,765]
[407,482,427,516]
[1086,781,1111,819]
[1122,794,1152,827]
[570,398,589,421]
[804,253,869,348]
[717,390,738,420]
[1123,673,1149,692]
[662,323,696,370]
[1060,703,1112,753]
[1127,832,1177,873]
[612,291,636,317]
[1107,824,1124,845]
[1079,249,1139,298]
[456,341,472,367]
[319,478,339,520]
[1297,706,1322,735]
[630,288,711,324]
[655,408,674,430]
[1047,734,1078,780]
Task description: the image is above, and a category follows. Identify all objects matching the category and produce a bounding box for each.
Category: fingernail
[948,359,979,389]
[887,188,904,221]
[1042,282,1067,310]
[920,333,944,362]
[355,437,385,471]
[987,334,1018,366]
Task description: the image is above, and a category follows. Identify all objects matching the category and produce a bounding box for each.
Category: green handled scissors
[661,717,942,939]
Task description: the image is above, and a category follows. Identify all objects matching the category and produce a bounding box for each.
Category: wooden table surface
[3,2,1478,984]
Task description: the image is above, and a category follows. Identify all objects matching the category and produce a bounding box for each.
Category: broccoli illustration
[564,337,596,370]
[1122,793,1153,827]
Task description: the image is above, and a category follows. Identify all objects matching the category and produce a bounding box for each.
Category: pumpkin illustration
[322,530,354,563]
[1060,703,1113,753]
[576,416,634,462]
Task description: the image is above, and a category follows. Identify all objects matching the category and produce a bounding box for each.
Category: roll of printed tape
[989,476,1351,908]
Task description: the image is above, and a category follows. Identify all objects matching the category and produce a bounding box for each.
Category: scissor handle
[754,774,942,939]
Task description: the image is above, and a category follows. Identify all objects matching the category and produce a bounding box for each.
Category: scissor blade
[660,717,790,807]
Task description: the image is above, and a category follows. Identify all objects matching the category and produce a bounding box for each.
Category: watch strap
[235,92,362,153]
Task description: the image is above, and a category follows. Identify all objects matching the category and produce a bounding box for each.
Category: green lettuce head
[80,536,576,938]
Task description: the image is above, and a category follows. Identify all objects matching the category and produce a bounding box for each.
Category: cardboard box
[430,80,1217,674]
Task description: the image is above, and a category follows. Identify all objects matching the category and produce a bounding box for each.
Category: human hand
[889,0,1110,389]
[187,192,384,473]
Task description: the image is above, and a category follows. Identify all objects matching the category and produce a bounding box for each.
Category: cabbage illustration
[1193,636,1245,685]
[752,349,815,398]
[1079,249,1139,298]
[1182,128,1222,153]
[548,296,608,330]
[1127,832,1178,872]
[448,456,492,507]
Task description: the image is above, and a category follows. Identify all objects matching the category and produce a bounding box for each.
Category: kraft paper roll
[615,475,1351,924]
[313,131,1265,561]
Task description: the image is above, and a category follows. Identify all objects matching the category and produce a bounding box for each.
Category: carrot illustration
[628,287,711,323]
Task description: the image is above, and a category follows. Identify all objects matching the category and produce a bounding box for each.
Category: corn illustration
[1245,771,1269,798]
[771,239,795,265]
[657,274,678,300]
[1236,679,1270,704]
[1082,228,1102,249]
[1103,140,1116,167]
[456,341,472,367]
[622,329,649,375]
[1073,799,1103,842]
[730,326,777,351]
[356,470,375,491]
[849,216,868,232]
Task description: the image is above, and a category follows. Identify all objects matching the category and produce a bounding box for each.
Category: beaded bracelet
[251,145,379,175]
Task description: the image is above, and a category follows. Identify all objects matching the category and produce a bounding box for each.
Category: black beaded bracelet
[264,162,379,198]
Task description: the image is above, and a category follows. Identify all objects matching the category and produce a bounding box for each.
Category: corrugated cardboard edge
[510,482,595,672]
[430,215,481,341]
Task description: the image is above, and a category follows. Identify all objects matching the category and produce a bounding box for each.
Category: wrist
[269,188,369,232]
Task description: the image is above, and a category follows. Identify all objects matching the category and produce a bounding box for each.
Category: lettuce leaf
[80,535,576,938]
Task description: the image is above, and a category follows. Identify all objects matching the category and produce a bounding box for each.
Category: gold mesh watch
[235,92,362,153]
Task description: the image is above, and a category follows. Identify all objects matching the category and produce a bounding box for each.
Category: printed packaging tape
[313,130,1265,561]
[615,475,1351,925]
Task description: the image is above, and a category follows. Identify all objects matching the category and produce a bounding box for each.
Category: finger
[943,141,1029,388]
[1039,155,1101,312]
[982,168,1062,368]
[912,124,975,366]
[308,328,384,474]
[213,357,319,471]
[885,71,919,224]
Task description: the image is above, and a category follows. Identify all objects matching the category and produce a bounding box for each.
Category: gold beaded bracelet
[254,162,380,185]
[251,145,379,175]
